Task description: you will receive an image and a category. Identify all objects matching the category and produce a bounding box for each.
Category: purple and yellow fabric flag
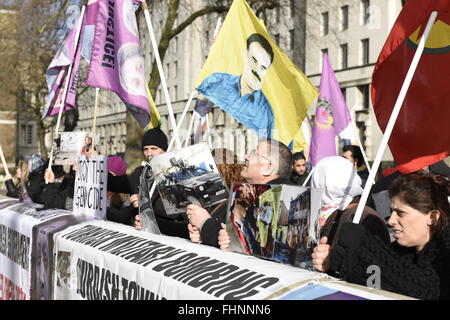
[42,6,84,119]
[86,0,150,128]
[309,53,352,166]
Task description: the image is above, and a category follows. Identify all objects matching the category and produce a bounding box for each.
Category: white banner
[73,155,108,220]
[53,220,329,300]
[0,201,72,300]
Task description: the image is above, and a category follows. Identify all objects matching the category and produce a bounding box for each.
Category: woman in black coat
[312,174,450,300]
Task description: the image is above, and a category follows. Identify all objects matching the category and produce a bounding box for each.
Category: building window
[205,30,210,44]
[322,12,329,36]
[174,37,178,54]
[174,61,178,77]
[321,48,328,66]
[340,43,348,69]
[276,6,281,23]
[174,85,178,101]
[20,124,33,145]
[358,84,370,109]
[361,38,369,64]
[289,29,294,50]
[341,5,349,30]
[361,0,370,25]
[290,0,295,17]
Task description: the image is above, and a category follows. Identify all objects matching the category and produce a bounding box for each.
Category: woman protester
[312,173,450,300]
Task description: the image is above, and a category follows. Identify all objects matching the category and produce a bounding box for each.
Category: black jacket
[329,222,450,300]
[39,173,75,210]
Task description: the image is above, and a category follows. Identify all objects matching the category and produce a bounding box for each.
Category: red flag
[371,0,450,174]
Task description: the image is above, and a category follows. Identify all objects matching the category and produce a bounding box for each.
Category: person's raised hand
[44,168,55,184]
[312,236,331,272]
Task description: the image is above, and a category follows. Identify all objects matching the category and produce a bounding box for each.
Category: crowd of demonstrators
[341,145,369,187]
[312,174,450,300]
[3,128,450,300]
[289,151,310,186]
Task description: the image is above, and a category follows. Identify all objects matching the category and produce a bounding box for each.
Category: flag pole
[302,167,314,187]
[141,1,182,149]
[352,11,438,224]
[184,111,196,147]
[91,88,100,150]
[0,144,10,177]
[46,5,86,183]
[167,91,195,151]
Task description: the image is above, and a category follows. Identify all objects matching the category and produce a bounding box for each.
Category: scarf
[138,163,161,234]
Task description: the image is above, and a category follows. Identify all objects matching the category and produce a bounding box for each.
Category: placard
[73,155,108,219]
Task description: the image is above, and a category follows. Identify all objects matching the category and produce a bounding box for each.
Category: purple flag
[81,0,99,62]
[42,10,85,119]
[309,53,352,166]
[85,0,150,128]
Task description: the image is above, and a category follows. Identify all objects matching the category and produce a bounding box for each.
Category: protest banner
[31,214,93,300]
[73,155,108,220]
[0,201,72,300]
[225,183,322,269]
[195,0,318,150]
[52,220,414,300]
[149,143,228,215]
[53,220,326,300]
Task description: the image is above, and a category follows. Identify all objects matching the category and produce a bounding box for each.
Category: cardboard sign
[73,155,107,220]
[226,183,322,269]
[149,143,228,215]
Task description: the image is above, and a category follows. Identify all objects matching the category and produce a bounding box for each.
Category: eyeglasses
[249,149,272,163]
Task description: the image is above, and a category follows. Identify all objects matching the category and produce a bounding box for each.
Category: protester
[4,162,22,199]
[342,145,369,187]
[311,156,389,250]
[5,154,46,203]
[105,156,135,225]
[114,128,189,238]
[196,139,293,249]
[41,165,76,210]
[312,174,450,300]
[186,148,244,245]
[289,151,310,186]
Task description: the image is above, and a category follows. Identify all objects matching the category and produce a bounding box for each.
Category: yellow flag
[195,0,318,150]
[145,86,162,130]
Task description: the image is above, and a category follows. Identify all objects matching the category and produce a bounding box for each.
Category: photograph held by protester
[312,174,450,300]
[213,139,294,250]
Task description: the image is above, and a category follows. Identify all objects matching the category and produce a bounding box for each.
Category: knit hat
[141,128,168,151]
[27,154,45,174]
[107,156,128,176]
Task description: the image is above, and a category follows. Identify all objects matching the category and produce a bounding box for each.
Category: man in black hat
[107,128,189,239]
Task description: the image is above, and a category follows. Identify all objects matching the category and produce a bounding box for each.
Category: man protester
[289,151,310,186]
[342,145,369,187]
[109,128,189,239]
[186,138,293,248]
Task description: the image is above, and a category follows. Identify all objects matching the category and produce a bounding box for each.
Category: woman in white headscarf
[311,156,389,249]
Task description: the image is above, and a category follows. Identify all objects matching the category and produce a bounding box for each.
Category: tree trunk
[37,117,48,160]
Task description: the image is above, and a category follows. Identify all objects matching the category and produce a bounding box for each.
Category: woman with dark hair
[312,173,450,300]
